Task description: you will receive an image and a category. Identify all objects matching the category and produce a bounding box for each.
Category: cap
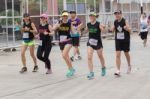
[40,13,48,19]
[89,12,97,17]
[62,12,69,16]
[114,10,122,14]
[23,13,30,17]
[70,11,76,14]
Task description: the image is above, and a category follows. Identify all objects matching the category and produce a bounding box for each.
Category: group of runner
[19,10,150,79]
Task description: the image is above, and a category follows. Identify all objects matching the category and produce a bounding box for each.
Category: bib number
[117,32,125,40]
[23,32,29,39]
[89,39,98,46]
[39,40,42,46]
[60,35,67,42]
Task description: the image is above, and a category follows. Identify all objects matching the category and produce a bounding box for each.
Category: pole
[12,0,15,46]
[140,0,143,14]
[63,0,67,10]
[5,0,9,46]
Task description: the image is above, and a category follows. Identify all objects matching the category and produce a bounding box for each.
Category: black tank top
[23,22,34,40]
[114,18,130,41]
[58,22,71,39]
[39,24,52,42]
[87,21,101,40]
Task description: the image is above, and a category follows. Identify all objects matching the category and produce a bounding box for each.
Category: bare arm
[82,27,89,34]
[30,23,38,34]
[48,25,54,36]
[109,25,115,33]
[124,21,131,33]
[53,24,60,31]
[99,24,106,33]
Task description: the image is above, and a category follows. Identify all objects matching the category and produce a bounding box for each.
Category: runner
[84,12,106,79]
[20,13,38,73]
[139,13,149,47]
[53,11,75,77]
[69,11,82,61]
[36,14,54,74]
[110,10,132,76]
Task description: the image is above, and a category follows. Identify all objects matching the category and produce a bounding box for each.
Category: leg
[21,45,28,67]
[29,45,37,66]
[116,51,121,72]
[96,48,105,68]
[143,39,147,47]
[97,48,106,76]
[87,46,94,72]
[124,51,131,74]
[37,46,45,62]
[62,44,73,69]
[87,46,94,79]
[44,44,52,70]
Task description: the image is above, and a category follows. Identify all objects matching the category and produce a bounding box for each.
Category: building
[0,0,150,47]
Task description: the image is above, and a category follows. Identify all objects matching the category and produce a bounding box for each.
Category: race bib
[117,32,125,40]
[39,40,42,46]
[89,39,98,46]
[23,32,29,39]
[60,35,67,42]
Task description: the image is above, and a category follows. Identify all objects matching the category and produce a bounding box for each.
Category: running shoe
[66,68,75,77]
[46,69,52,74]
[87,72,94,79]
[32,65,39,72]
[20,67,27,73]
[127,66,132,74]
[70,56,74,62]
[101,67,106,76]
[78,55,82,60]
[114,71,121,76]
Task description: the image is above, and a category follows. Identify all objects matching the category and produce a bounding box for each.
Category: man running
[69,11,82,61]
[110,10,132,76]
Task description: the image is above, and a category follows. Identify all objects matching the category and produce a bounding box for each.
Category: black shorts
[71,37,80,47]
[59,40,72,51]
[115,40,130,52]
[87,39,103,50]
[140,31,148,40]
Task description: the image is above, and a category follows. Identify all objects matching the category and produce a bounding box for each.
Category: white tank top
[140,18,148,32]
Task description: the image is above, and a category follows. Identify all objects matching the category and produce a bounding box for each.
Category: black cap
[23,13,30,17]
[70,11,76,14]
[114,10,122,14]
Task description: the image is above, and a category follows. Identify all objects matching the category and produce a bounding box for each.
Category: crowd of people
[19,10,150,80]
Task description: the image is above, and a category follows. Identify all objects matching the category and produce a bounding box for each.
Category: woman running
[36,14,54,74]
[84,12,106,79]
[20,13,38,73]
[53,11,75,77]
[139,13,149,47]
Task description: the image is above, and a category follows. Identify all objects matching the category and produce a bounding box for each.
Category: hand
[35,34,40,40]
[124,26,128,30]
[25,27,30,31]
[102,25,106,29]
[72,21,77,25]
[44,31,49,35]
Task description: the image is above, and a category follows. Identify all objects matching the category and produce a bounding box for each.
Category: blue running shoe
[87,72,94,79]
[101,67,106,76]
[66,68,75,77]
